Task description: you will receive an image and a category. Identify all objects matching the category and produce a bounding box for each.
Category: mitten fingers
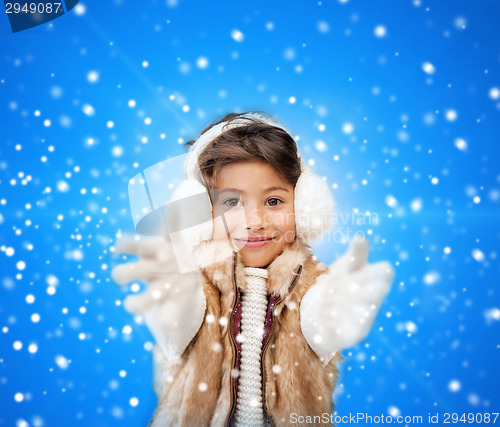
[114,234,180,272]
[330,238,369,275]
[348,262,393,300]
[371,261,394,283]
[123,289,162,314]
[121,271,204,314]
[111,259,173,285]
[114,234,168,258]
[122,279,178,313]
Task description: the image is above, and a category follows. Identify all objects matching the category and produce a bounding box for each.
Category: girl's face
[211,161,296,268]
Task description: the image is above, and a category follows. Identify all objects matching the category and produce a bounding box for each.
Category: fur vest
[149,238,340,426]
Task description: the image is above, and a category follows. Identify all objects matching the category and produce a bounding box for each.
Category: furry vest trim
[149,238,340,427]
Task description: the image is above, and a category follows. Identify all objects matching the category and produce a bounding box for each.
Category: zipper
[261,265,302,426]
[225,252,239,427]
[261,295,281,427]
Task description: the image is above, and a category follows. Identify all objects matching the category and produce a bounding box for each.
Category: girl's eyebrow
[218,187,290,194]
[264,186,290,193]
[216,188,242,195]
[212,189,241,201]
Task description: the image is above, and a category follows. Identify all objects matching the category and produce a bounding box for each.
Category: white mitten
[300,238,394,364]
[112,234,206,362]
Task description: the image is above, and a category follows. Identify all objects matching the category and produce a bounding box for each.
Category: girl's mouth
[234,237,274,249]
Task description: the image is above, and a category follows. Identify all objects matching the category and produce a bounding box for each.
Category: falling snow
[1,1,499,426]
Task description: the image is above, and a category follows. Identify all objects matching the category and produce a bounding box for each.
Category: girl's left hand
[300,238,394,362]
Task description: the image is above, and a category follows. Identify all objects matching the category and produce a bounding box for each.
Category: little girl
[113,112,394,426]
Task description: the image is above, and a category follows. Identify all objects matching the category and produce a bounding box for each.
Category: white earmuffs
[128,113,335,249]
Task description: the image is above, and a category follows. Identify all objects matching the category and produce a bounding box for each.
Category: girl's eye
[266,198,283,207]
[223,198,241,207]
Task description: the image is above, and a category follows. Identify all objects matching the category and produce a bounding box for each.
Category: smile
[234,237,274,249]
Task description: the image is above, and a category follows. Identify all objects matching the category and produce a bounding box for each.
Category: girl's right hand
[111,234,206,361]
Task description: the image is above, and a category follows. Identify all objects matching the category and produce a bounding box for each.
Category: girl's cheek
[274,212,289,226]
[211,207,246,240]
[212,217,226,240]
[211,204,225,240]
[272,211,295,228]
[284,229,296,243]
[275,212,296,242]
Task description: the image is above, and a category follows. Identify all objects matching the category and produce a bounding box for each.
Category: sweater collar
[192,237,311,298]
[244,267,268,280]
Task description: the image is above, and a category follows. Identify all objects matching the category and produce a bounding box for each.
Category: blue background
[1,0,500,425]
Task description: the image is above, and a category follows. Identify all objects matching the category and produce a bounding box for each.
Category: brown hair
[186,112,301,191]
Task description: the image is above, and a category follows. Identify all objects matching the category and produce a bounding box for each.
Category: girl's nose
[245,206,265,229]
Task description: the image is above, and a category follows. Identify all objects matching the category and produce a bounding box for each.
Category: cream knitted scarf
[234,267,269,427]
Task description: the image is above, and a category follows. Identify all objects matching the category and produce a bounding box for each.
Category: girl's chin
[239,247,277,268]
[241,259,270,268]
